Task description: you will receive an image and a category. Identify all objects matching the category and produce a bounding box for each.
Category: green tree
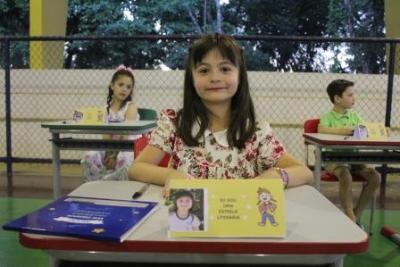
[0,0,29,68]
[65,0,163,69]
[0,0,386,72]
[326,0,385,73]
[224,0,330,71]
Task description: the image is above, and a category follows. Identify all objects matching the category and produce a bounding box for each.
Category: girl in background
[82,65,138,181]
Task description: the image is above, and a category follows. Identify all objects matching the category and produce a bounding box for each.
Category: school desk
[303,133,400,190]
[20,181,368,267]
[41,120,156,199]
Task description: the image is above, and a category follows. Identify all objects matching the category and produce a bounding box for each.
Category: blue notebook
[2,196,159,242]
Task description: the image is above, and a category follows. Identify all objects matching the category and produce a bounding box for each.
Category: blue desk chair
[304,118,375,235]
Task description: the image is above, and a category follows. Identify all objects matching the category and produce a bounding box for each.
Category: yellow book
[168,179,286,238]
[73,107,107,125]
[353,122,388,140]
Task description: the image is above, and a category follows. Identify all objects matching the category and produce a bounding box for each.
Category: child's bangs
[191,40,239,67]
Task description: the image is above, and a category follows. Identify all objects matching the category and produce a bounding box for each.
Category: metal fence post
[377,41,398,202]
[385,42,396,128]
[4,38,13,196]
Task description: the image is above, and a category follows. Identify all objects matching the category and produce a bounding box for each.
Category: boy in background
[318,79,380,223]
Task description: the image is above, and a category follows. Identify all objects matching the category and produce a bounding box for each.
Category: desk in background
[21,181,368,267]
[41,120,156,199]
[303,133,400,190]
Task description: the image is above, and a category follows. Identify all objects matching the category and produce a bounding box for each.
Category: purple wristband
[275,168,289,188]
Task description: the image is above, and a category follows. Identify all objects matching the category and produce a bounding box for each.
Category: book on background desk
[168,179,286,238]
[353,122,387,140]
[73,107,107,125]
[2,196,158,242]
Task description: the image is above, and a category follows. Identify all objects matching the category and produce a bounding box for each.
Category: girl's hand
[104,151,118,169]
[162,170,189,199]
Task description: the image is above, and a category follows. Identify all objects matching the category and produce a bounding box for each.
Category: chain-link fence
[1,35,399,177]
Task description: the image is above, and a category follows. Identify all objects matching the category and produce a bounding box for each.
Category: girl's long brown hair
[176,34,256,149]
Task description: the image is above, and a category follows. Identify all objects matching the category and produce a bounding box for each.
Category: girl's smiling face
[176,196,193,212]
[111,74,133,102]
[192,49,239,106]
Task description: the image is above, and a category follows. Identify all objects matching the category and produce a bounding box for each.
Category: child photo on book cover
[168,189,206,232]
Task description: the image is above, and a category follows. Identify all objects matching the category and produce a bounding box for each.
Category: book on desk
[167,179,286,238]
[2,196,159,242]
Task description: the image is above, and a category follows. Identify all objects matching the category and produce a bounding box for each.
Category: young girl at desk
[82,65,139,181]
[128,34,313,190]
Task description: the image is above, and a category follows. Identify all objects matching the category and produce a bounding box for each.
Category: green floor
[1,197,399,267]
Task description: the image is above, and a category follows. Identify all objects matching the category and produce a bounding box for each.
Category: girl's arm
[257,153,313,188]
[128,145,186,185]
[125,103,138,121]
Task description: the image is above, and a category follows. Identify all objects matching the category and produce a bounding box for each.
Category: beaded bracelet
[274,167,289,188]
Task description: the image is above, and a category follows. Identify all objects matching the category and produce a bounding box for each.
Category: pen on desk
[132,183,150,199]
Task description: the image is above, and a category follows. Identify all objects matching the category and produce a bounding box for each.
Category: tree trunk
[215,0,222,33]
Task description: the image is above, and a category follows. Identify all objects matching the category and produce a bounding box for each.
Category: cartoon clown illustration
[257,187,278,227]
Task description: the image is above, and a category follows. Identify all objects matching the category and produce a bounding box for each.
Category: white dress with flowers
[149,109,285,179]
[81,102,138,181]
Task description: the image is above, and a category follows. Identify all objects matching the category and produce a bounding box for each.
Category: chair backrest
[138,108,158,120]
[304,119,320,133]
[133,135,170,167]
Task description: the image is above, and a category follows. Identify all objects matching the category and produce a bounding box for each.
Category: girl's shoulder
[125,102,138,112]
[255,120,273,136]
[245,120,276,145]
[160,108,177,119]
[124,102,139,121]
[123,101,135,110]
[159,109,178,123]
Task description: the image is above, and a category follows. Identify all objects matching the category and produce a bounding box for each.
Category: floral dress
[150,109,285,179]
[81,102,139,181]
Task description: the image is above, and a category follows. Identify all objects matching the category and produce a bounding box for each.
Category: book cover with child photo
[167,179,286,238]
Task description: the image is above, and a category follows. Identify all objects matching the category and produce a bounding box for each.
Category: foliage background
[0,0,385,73]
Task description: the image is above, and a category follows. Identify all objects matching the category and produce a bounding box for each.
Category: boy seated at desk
[318,79,380,223]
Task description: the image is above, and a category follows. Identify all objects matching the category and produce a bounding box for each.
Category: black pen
[132,183,150,199]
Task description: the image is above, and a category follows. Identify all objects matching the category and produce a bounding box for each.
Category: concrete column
[30,0,68,69]
[385,0,400,74]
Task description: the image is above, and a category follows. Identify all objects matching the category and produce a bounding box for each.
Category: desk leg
[52,133,61,199]
[330,256,344,267]
[314,145,322,190]
[49,255,60,267]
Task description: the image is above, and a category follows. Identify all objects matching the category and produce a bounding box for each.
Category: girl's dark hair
[176,34,256,149]
[106,69,135,114]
